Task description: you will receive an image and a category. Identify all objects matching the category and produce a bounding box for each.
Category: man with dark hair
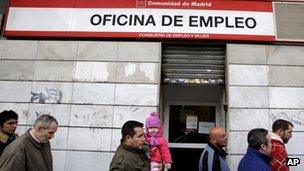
[0,114,58,171]
[198,127,230,171]
[270,119,293,171]
[0,110,18,157]
[238,128,272,171]
[110,120,150,171]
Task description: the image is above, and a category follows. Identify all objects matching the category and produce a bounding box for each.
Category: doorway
[161,85,225,171]
[160,42,226,171]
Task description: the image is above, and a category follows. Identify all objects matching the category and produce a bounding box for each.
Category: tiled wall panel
[227,44,304,170]
[0,40,161,171]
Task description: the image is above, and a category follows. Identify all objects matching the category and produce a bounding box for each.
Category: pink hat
[145,112,161,128]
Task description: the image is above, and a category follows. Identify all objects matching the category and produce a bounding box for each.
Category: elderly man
[0,114,58,171]
[110,120,151,171]
[198,126,230,171]
[238,128,272,171]
[0,110,18,157]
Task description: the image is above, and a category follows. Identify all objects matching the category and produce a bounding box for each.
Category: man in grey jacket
[0,114,58,171]
[198,127,230,171]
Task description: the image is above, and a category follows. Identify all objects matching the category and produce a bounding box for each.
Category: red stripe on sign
[10,0,273,12]
[4,31,71,37]
[209,34,275,41]
[10,0,75,8]
[4,31,276,41]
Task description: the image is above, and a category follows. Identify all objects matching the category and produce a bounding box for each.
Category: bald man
[198,127,230,171]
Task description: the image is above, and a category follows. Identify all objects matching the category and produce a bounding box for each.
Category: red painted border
[4,31,275,41]
[4,1,274,41]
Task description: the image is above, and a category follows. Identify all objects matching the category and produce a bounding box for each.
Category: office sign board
[4,0,275,41]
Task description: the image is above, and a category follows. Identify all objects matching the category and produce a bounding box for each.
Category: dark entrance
[161,42,226,171]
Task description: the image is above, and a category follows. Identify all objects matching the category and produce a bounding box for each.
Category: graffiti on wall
[74,111,109,126]
[271,111,304,126]
[35,111,50,118]
[31,87,62,103]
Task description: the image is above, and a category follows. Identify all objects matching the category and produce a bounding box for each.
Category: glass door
[164,103,219,171]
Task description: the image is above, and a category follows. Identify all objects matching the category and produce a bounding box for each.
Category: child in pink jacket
[145,112,173,171]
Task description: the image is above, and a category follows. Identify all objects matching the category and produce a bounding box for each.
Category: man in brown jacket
[0,114,58,171]
[110,120,151,171]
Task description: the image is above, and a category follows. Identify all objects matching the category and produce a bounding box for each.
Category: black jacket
[0,131,17,157]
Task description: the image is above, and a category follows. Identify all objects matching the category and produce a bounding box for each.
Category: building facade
[0,0,304,171]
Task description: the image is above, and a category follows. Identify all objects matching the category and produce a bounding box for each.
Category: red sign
[4,0,275,41]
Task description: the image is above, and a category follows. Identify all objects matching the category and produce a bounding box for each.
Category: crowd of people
[0,109,295,171]
[109,112,294,171]
[0,110,58,171]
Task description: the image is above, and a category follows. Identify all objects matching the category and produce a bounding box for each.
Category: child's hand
[165,163,171,169]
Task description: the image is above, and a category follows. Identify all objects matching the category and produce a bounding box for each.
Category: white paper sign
[198,122,215,134]
[186,116,198,129]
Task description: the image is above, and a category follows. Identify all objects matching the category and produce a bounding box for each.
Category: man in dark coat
[238,128,272,171]
[0,114,58,171]
[110,120,151,171]
[0,110,18,157]
[198,127,230,171]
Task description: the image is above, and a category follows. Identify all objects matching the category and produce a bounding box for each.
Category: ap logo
[286,158,300,166]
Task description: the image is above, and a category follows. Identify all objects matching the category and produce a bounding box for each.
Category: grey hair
[34,114,58,128]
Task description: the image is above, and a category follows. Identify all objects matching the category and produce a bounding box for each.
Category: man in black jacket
[198,127,230,171]
[0,110,18,157]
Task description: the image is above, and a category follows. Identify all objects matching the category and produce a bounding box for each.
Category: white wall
[0,40,161,171]
[227,44,304,171]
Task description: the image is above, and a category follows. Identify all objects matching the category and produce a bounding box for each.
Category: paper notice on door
[198,122,215,134]
[186,116,198,129]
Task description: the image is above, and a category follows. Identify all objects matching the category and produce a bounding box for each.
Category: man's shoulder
[6,133,30,149]
[114,145,126,153]
[111,152,125,164]
[271,139,285,147]
[112,145,131,159]
[112,144,148,162]
[110,147,132,170]
[0,132,19,144]
[114,145,140,158]
[0,132,8,144]
[239,152,270,171]
[242,151,265,163]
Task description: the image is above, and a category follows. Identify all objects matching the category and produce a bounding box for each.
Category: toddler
[145,112,172,171]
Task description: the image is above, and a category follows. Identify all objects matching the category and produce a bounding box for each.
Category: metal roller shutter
[162,42,225,84]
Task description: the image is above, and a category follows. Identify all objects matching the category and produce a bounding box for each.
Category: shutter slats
[162,43,225,84]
